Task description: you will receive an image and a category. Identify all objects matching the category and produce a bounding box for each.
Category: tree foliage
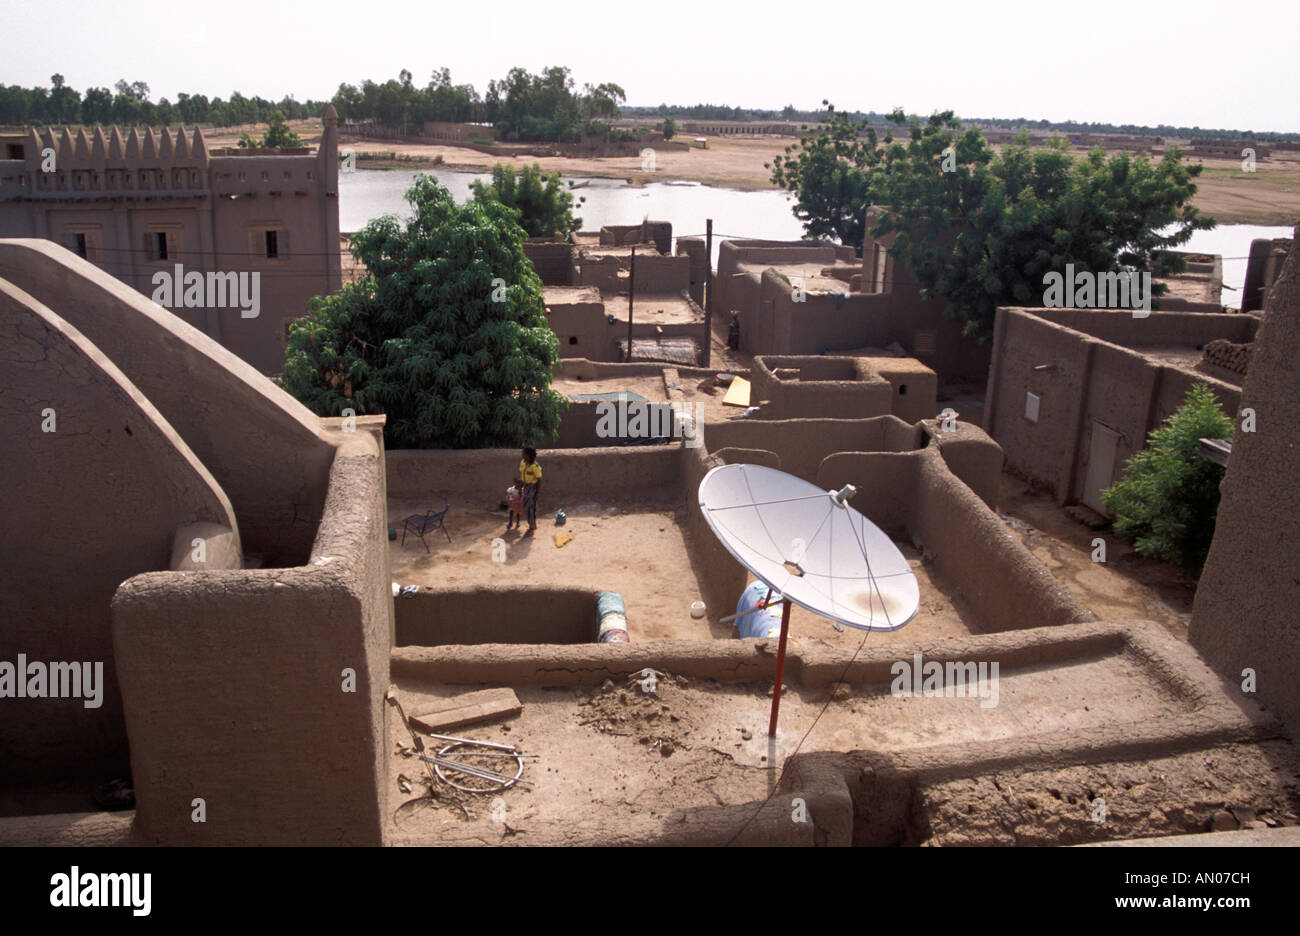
[1101,383,1234,578]
[484,67,625,142]
[662,115,676,140]
[237,109,303,149]
[0,75,327,128]
[767,101,883,251]
[279,176,566,449]
[769,103,1215,339]
[470,163,583,238]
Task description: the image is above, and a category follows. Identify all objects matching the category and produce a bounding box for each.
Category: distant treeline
[0,75,327,129]
[625,103,1300,142]
[623,104,839,123]
[966,116,1299,143]
[331,67,629,143]
[4,73,1295,143]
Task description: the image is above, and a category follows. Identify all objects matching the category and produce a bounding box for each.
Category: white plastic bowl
[690,601,707,619]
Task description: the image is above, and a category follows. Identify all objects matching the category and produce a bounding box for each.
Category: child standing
[518,446,542,537]
[505,481,524,532]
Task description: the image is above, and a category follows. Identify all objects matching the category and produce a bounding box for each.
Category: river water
[338,168,1290,300]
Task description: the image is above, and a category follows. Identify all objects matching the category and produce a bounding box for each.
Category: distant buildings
[0,107,342,374]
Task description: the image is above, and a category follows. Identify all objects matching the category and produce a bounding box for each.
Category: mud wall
[921,420,1005,510]
[1034,307,1257,347]
[0,279,238,784]
[676,236,708,306]
[387,445,682,505]
[396,586,600,645]
[815,452,917,532]
[547,300,611,361]
[705,416,924,484]
[1192,230,1300,741]
[630,255,691,294]
[601,222,672,255]
[111,429,391,845]
[682,445,749,625]
[555,400,688,449]
[0,239,336,566]
[985,307,1242,506]
[751,355,893,420]
[908,447,1094,630]
[523,240,575,286]
[769,279,894,354]
[859,356,939,424]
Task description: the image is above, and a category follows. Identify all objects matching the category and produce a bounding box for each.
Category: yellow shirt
[519,459,542,485]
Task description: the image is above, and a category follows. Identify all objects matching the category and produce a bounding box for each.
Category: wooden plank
[409,688,522,733]
[722,375,751,407]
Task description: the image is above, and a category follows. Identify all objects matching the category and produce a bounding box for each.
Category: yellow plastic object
[553,532,574,548]
[722,376,751,407]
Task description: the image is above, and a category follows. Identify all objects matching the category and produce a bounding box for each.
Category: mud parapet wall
[1032,307,1257,348]
[387,445,682,505]
[112,427,392,845]
[750,354,938,424]
[705,416,925,485]
[751,355,892,420]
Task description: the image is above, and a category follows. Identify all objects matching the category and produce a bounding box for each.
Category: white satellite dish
[698,463,920,734]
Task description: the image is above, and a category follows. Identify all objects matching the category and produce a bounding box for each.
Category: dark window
[72,233,87,258]
[568,336,578,345]
[898,384,907,396]
[265,230,279,259]
[153,231,169,261]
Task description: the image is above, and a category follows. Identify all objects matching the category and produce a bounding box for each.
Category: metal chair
[401,506,451,552]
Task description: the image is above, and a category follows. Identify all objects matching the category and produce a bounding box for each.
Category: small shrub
[1101,383,1234,577]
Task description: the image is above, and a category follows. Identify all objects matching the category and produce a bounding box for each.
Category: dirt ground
[994,473,1196,639]
[919,741,1300,846]
[388,496,975,643]
[385,642,1273,844]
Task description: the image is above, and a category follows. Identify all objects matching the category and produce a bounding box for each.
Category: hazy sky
[3,0,1296,132]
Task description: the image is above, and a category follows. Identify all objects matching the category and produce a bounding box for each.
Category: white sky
[3,0,1296,132]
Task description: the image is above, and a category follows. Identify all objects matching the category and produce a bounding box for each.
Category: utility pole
[703,219,713,368]
[626,245,635,362]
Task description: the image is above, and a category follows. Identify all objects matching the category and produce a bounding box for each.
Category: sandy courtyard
[388,495,977,644]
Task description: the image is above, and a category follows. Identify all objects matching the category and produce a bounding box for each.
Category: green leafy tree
[869,110,1213,339]
[470,163,583,239]
[239,109,303,148]
[767,101,884,251]
[279,176,566,449]
[662,115,676,140]
[1101,383,1234,578]
[769,103,1214,340]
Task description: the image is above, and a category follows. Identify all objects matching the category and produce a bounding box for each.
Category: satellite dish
[698,464,919,632]
[699,463,920,737]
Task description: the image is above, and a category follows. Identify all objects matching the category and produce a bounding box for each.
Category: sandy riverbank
[215,121,1300,226]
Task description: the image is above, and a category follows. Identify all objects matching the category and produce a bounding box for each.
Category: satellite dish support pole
[768,599,793,737]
